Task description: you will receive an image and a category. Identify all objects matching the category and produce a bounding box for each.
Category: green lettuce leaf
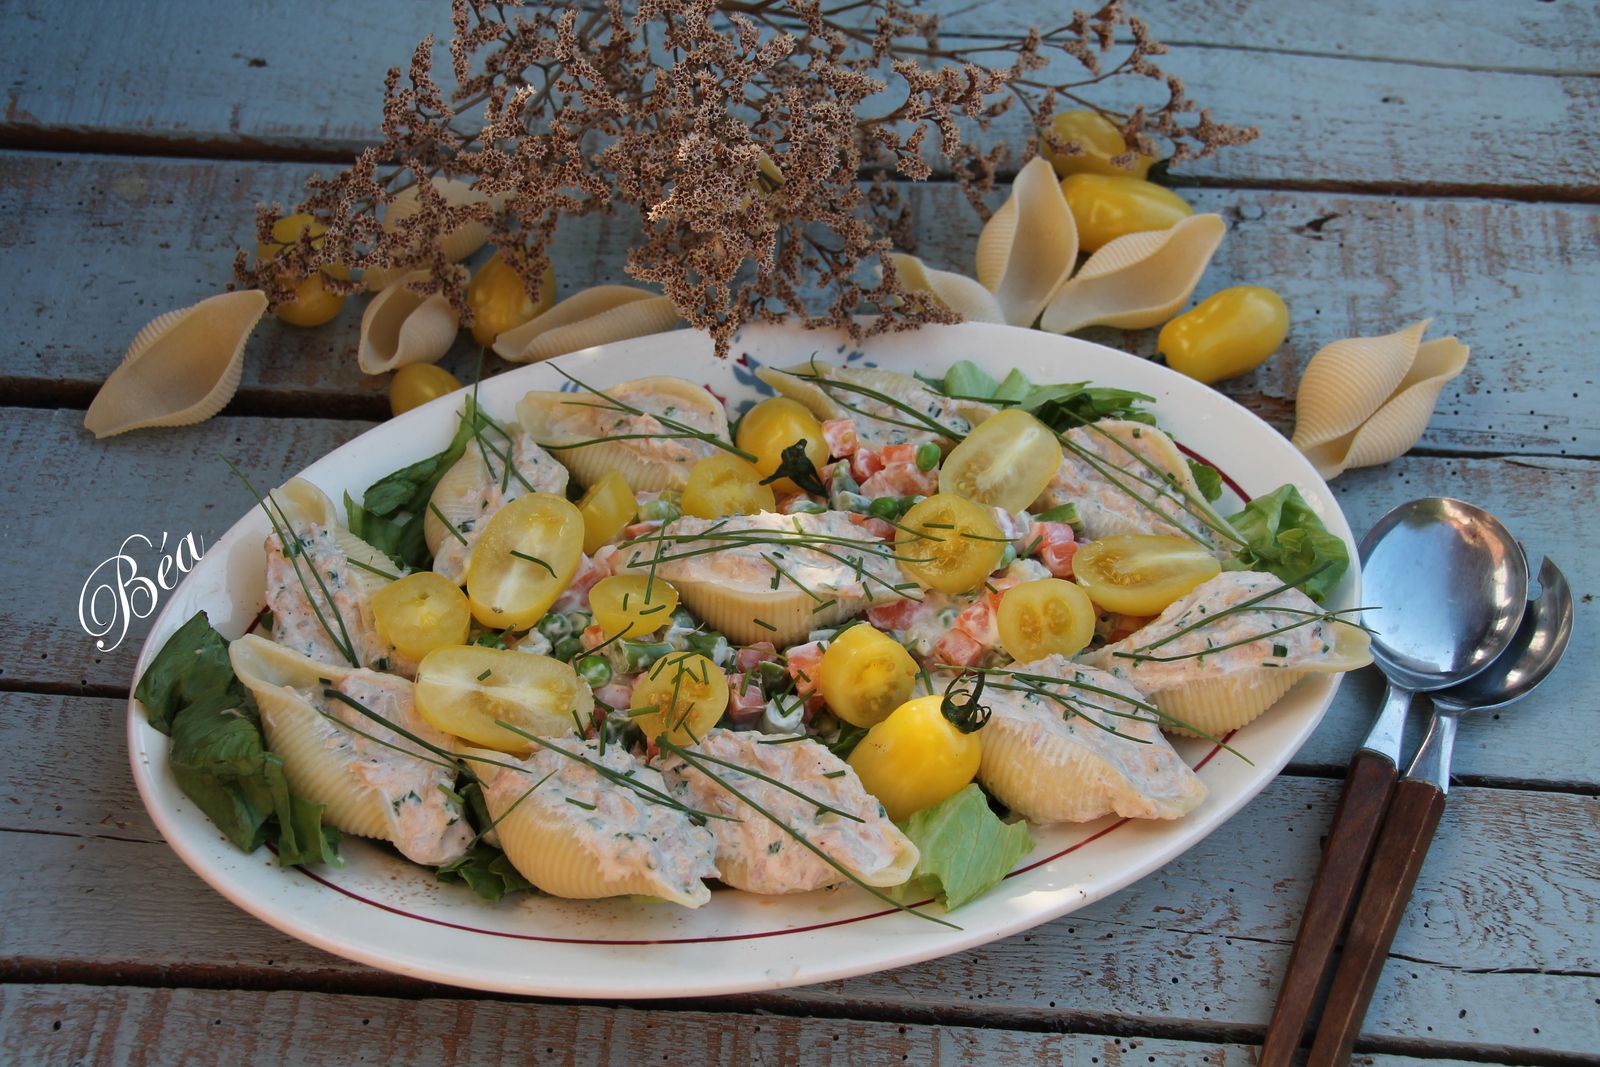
[140,611,341,865]
[1227,484,1350,603]
[1017,382,1156,431]
[134,611,249,736]
[436,843,537,902]
[895,784,1033,911]
[1187,458,1224,502]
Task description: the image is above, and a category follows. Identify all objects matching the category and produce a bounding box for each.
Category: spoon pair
[1261,498,1567,1064]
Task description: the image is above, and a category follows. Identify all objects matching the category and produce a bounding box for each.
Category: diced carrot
[1107,614,1152,642]
[726,671,768,725]
[866,598,922,631]
[933,628,985,668]
[851,448,885,481]
[844,514,895,541]
[786,640,825,696]
[880,443,917,465]
[859,462,936,498]
[821,419,859,458]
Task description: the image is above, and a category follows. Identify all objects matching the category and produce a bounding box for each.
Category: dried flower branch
[235,0,1256,358]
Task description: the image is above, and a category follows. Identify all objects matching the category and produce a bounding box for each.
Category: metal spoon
[1309,557,1573,1066]
[1260,498,1528,1065]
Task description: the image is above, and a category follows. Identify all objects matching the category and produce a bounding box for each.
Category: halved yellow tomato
[896,493,1006,595]
[577,470,637,554]
[818,624,919,728]
[997,578,1096,662]
[681,453,775,519]
[414,645,593,752]
[736,397,829,495]
[629,652,729,745]
[588,574,679,638]
[1072,534,1221,616]
[939,409,1062,512]
[465,493,585,629]
[371,572,471,660]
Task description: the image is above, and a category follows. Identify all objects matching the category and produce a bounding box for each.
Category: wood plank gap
[0,678,129,701]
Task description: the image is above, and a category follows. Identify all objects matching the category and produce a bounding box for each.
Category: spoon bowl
[1431,556,1573,715]
[1359,497,1529,692]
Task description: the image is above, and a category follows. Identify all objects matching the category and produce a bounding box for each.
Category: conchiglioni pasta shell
[421,435,569,582]
[270,477,396,598]
[756,362,984,445]
[1039,213,1225,335]
[358,270,463,374]
[1152,622,1372,737]
[668,579,867,648]
[364,177,495,291]
[974,156,1079,327]
[714,822,918,892]
[1293,322,1468,480]
[84,289,267,439]
[493,286,681,363]
[228,635,415,846]
[889,253,1006,324]
[516,376,730,492]
[492,804,711,907]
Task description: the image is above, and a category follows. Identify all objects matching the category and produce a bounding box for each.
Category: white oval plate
[128,321,1358,998]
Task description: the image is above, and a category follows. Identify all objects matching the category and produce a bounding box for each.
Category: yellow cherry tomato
[1073,534,1221,616]
[467,249,557,347]
[588,574,680,638]
[1044,110,1157,180]
[630,652,729,745]
[389,363,464,417]
[939,409,1062,512]
[997,578,1096,662]
[848,694,983,822]
[818,624,919,728]
[414,645,593,752]
[577,470,637,554]
[1158,286,1291,385]
[896,493,1006,595]
[371,572,472,660]
[256,213,349,327]
[736,397,829,495]
[465,493,585,629]
[681,453,776,519]
[1059,174,1192,253]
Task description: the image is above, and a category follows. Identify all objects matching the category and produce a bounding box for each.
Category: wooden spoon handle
[1257,747,1397,1067]
[1308,777,1448,1066]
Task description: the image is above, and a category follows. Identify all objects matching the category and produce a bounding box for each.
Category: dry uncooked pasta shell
[493,286,681,363]
[358,270,462,375]
[974,156,1079,327]
[1039,213,1225,335]
[1292,322,1469,480]
[889,253,1006,324]
[84,289,267,438]
[364,177,495,291]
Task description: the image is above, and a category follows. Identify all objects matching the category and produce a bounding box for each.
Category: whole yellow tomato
[1158,286,1291,384]
[848,693,984,822]
[1044,110,1157,180]
[467,250,557,347]
[818,624,919,728]
[257,213,349,327]
[736,397,829,495]
[389,363,463,416]
[1060,174,1193,252]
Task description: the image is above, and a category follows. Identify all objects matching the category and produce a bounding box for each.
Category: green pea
[536,613,571,641]
[552,636,584,661]
[576,655,613,688]
[914,442,941,471]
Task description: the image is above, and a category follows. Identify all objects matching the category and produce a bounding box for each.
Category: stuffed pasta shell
[974,656,1207,824]
[756,361,990,451]
[424,428,568,584]
[620,510,915,645]
[516,376,729,492]
[469,736,718,907]
[659,729,919,894]
[1034,419,1236,557]
[228,633,472,866]
[1084,570,1373,737]
[261,477,416,675]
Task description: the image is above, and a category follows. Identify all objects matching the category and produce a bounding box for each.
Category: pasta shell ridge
[358,269,463,375]
[84,289,267,439]
[889,253,1006,324]
[494,287,681,363]
[1039,213,1224,335]
[1290,320,1431,453]
[974,156,1079,327]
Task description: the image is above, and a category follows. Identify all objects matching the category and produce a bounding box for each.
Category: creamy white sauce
[660,730,909,894]
[541,382,723,477]
[821,369,973,450]
[264,526,417,675]
[432,433,568,584]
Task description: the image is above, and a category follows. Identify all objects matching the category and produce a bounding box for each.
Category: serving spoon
[1260,498,1528,1065]
[1309,556,1573,1065]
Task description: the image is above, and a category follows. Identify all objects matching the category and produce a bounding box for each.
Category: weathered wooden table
[2,2,1596,1063]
